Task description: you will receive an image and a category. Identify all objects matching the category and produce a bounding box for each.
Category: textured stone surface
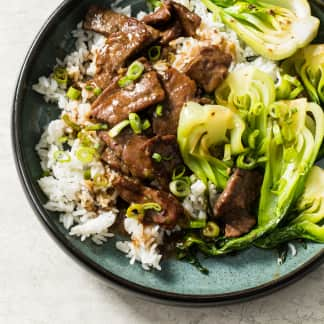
[0,1,323,323]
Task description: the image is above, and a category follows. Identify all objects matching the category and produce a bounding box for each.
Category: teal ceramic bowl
[12,0,324,305]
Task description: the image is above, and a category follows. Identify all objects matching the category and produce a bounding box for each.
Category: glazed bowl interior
[12,0,324,305]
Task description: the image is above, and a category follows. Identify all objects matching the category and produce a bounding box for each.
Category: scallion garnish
[169,179,190,198]
[142,119,151,130]
[148,45,161,62]
[93,87,103,96]
[58,136,68,144]
[118,76,133,88]
[83,169,91,180]
[172,165,186,180]
[53,67,68,87]
[76,147,96,164]
[84,123,108,131]
[62,114,81,131]
[155,104,163,117]
[85,85,94,91]
[126,202,162,221]
[152,152,162,162]
[53,150,71,163]
[93,174,109,188]
[126,61,145,81]
[108,120,130,138]
[189,219,206,229]
[77,131,92,147]
[66,86,81,100]
[202,222,220,238]
[129,113,142,134]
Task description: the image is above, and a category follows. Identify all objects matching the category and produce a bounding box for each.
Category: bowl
[12,0,324,305]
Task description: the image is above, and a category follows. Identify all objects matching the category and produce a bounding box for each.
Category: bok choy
[281,44,324,105]
[256,166,324,248]
[216,67,275,167]
[177,102,245,189]
[178,99,324,255]
[201,0,319,60]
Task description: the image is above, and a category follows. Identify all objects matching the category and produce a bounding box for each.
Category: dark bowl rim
[11,0,324,306]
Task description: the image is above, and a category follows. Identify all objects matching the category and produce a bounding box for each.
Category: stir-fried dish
[34,0,324,272]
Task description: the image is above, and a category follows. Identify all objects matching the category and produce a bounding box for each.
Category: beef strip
[160,20,183,45]
[112,174,183,226]
[122,134,182,189]
[100,131,181,189]
[99,131,131,175]
[142,2,172,27]
[153,67,196,135]
[91,71,165,126]
[171,1,201,36]
[213,169,263,238]
[84,6,159,89]
[183,45,233,93]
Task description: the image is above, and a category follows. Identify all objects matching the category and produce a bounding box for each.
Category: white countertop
[1,1,323,323]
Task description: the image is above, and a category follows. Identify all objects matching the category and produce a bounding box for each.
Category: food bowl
[12,0,324,305]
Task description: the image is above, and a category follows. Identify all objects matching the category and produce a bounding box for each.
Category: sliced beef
[100,131,181,189]
[153,67,196,135]
[213,169,263,238]
[91,71,165,126]
[160,20,183,45]
[122,134,182,188]
[171,1,201,36]
[142,2,172,27]
[84,6,159,89]
[99,131,131,175]
[183,45,233,93]
[112,175,183,226]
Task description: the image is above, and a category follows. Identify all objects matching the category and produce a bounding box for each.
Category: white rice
[34,0,280,271]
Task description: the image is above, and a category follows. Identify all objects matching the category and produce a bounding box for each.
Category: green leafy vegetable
[216,66,275,165]
[281,44,324,105]
[256,166,324,248]
[177,101,245,189]
[178,99,324,255]
[201,0,319,60]
[275,74,304,100]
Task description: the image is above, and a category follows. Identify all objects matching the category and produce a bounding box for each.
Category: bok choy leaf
[201,0,319,60]
[178,99,324,255]
[256,166,324,248]
[281,44,324,105]
[177,102,245,189]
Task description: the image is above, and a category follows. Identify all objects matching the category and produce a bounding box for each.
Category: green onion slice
[126,61,145,81]
[189,219,206,229]
[129,113,142,134]
[155,104,163,117]
[83,169,91,180]
[93,87,103,96]
[53,67,68,87]
[108,120,130,138]
[62,114,81,131]
[66,86,81,100]
[152,152,162,162]
[77,131,92,147]
[58,136,68,144]
[118,76,133,88]
[148,46,161,62]
[172,165,186,180]
[76,147,96,164]
[142,119,151,130]
[85,85,94,91]
[169,179,190,198]
[84,123,108,131]
[202,222,220,238]
[53,150,71,163]
[93,174,109,188]
[126,202,162,221]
